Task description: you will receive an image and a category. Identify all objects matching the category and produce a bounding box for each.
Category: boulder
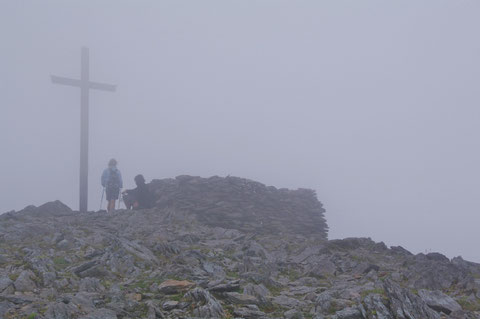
[273,295,303,308]
[13,270,37,292]
[332,306,364,319]
[234,304,266,318]
[78,308,118,319]
[0,277,13,293]
[33,200,73,217]
[383,280,440,319]
[224,292,259,305]
[418,289,462,315]
[185,287,225,318]
[158,280,195,294]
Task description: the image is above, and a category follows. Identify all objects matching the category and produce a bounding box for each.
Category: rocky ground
[0,176,479,318]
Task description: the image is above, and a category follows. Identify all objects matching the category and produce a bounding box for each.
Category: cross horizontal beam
[51,75,116,92]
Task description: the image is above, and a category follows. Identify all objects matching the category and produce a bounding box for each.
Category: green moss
[279,268,301,281]
[8,273,19,281]
[265,284,283,296]
[224,305,235,318]
[350,254,367,262]
[226,270,239,279]
[25,313,38,319]
[259,303,284,314]
[132,302,149,316]
[166,275,183,281]
[328,300,338,314]
[169,293,184,302]
[52,257,69,270]
[132,279,151,290]
[360,288,385,298]
[457,296,480,312]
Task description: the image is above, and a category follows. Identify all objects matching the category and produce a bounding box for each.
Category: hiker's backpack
[107,168,121,189]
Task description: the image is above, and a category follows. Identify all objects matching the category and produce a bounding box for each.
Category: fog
[1,1,479,261]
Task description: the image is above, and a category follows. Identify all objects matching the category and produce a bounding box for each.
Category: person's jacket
[135,183,154,209]
[101,167,123,188]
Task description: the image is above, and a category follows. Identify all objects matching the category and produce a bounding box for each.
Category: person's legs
[123,189,138,210]
[122,191,134,209]
[105,188,119,212]
[108,200,116,212]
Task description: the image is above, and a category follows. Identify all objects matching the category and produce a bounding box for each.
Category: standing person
[101,158,123,212]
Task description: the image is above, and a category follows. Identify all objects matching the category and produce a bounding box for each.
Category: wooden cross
[51,47,116,213]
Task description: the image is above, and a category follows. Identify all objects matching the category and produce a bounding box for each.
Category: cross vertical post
[79,47,89,214]
[51,47,116,213]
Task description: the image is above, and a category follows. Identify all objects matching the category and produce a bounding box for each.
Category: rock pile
[0,176,479,318]
[149,175,328,239]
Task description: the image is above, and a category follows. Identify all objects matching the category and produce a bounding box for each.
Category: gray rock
[315,291,333,313]
[162,300,179,310]
[34,200,73,217]
[244,283,271,305]
[306,256,336,278]
[284,309,304,319]
[146,300,166,319]
[406,256,468,290]
[383,280,440,319]
[331,306,364,319]
[0,301,13,317]
[0,277,13,293]
[13,270,37,292]
[208,281,241,293]
[224,291,259,305]
[289,286,317,295]
[426,252,450,263]
[73,261,98,276]
[57,239,72,250]
[202,261,226,278]
[79,277,105,292]
[71,292,96,312]
[447,309,478,319]
[55,278,69,290]
[363,294,392,319]
[185,287,225,318]
[45,302,77,319]
[273,295,302,308]
[0,294,38,304]
[158,279,195,294]
[390,246,413,256]
[42,271,57,287]
[234,304,266,318]
[418,289,462,314]
[78,308,118,319]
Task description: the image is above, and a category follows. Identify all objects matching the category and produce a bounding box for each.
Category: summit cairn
[149,175,328,239]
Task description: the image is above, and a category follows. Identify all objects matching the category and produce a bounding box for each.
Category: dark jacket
[132,183,155,209]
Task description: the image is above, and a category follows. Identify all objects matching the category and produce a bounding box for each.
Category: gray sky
[1,1,479,261]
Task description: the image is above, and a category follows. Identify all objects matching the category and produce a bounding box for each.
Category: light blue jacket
[101,167,123,188]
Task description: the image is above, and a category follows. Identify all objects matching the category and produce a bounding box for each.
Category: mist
[1,1,479,262]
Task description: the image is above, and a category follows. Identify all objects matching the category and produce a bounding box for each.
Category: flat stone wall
[149,175,328,239]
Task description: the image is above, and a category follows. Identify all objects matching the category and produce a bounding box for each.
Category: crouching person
[123,174,155,210]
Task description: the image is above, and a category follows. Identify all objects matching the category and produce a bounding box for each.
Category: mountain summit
[0,176,478,318]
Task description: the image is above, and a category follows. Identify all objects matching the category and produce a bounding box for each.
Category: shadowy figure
[122,174,155,210]
[101,159,123,212]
